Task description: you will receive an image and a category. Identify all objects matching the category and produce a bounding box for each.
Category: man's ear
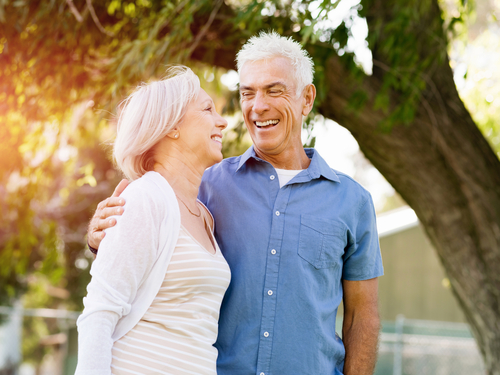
[302,84,316,116]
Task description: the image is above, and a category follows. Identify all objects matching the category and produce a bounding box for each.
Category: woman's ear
[167,128,180,139]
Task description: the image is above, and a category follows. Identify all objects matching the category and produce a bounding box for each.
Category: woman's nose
[217,113,228,130]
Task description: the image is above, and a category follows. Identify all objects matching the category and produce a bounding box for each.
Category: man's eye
[205,106,212,111]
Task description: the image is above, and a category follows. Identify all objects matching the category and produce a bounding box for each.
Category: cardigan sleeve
[75,181,166,375]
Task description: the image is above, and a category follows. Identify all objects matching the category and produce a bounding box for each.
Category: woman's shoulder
[119,171,178,220]
[122,171,173,197]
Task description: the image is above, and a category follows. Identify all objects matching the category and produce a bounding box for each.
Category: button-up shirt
[199,147,384,375]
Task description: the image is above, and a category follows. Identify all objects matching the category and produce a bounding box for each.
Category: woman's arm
[75,184,163,374]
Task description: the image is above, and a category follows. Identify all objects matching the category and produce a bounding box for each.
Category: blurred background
[1,0,499,374]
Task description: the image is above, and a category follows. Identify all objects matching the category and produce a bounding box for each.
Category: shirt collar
[235,146,257,171]
[236,146,340,183]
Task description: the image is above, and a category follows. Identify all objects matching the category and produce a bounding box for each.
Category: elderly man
[88,31,383,375]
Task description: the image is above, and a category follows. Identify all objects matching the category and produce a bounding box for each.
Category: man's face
[239,57,308,159]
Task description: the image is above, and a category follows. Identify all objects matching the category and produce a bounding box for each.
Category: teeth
[211,135,222,141]
[256,120,279,127]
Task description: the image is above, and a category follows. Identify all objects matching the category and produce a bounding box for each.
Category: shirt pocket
[298,215,347,270]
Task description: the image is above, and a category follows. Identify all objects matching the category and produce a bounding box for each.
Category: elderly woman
[75,66,230,375]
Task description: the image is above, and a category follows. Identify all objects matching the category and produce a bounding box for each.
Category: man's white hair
[236,31,314,95]
[114,66,200,180]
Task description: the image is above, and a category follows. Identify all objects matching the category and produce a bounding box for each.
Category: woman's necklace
[176,195,201,217]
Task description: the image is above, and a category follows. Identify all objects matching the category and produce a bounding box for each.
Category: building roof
[377,206,419,238]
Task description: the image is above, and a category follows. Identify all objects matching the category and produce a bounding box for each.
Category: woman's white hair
[236,31,314,95]
[113,66,200,180]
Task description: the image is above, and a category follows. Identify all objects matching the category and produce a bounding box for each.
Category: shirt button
[270,175,275,180]
[271,249,276,255]
[268,290,273,296]
[260,373,265,375]
[275,211,280,216]
[264,331,269,337]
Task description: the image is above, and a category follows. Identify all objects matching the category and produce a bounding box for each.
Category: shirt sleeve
[75,185,162,375]
[342,194,384,281]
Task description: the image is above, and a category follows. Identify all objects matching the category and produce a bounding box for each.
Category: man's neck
[254,146,311,170]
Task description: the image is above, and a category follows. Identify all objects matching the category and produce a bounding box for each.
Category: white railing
[376,315,485,375]
[0,308,486,375]
[0,305,80,375]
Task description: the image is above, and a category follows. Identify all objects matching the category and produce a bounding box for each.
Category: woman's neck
[153,157,203,202]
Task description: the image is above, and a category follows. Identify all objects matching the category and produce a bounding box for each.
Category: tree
[318,2,500,373]
[1,0,500,372]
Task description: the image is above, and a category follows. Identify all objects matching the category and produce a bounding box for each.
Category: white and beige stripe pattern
[111,225,231,375]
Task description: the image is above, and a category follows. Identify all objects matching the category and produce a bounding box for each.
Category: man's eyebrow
[264,81,287,89]
[239,81,287,91]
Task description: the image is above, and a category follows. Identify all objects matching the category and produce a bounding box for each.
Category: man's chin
[253,143,287,159]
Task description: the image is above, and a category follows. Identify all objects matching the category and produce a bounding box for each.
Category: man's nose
[252,92,270,114]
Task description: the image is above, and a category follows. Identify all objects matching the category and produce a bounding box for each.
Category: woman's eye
[205,107,212,111]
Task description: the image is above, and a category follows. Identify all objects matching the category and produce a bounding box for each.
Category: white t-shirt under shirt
[275,168,303,188]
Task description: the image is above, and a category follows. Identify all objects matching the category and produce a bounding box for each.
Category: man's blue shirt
[199,147,384,375]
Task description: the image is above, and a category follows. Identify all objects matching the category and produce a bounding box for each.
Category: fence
[0,307,486,375]
[375,315,485,375]
[0,305,79,375]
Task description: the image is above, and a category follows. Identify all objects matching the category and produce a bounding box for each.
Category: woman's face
[178,88,228,168]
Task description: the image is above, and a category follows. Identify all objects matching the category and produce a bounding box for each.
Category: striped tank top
[110,223,231,375]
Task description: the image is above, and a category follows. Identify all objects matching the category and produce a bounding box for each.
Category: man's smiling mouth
[255,120,280,128]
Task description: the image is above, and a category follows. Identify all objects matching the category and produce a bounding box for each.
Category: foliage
[448,11,500,156]
[0,0,314,315]
[1,0,215,307]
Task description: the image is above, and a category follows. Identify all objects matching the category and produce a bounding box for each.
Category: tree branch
[66,0,83,22]
[86,0,114,36]
[187,0,223,58]
[372,58,441,131]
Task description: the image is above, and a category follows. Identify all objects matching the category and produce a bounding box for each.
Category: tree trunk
[316,1,500,373]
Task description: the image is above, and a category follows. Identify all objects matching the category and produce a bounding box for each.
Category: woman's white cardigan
[75,171,181,375]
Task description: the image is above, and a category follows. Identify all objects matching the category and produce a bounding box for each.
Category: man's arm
[87,179,129,251]
[342,277,380,375]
